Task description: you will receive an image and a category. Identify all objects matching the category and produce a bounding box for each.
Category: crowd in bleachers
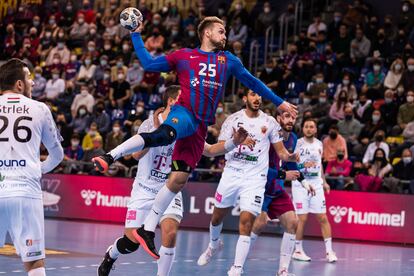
[1,0,414,193]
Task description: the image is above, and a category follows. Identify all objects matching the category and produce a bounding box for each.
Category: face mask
[265,67,272,73]
[100,60,107,66]
[408,65,414,72]
[303,98,311,105]
[153,20,160,25]
[216,107,223,114]
[395,64,402,71]
[104,45,111,50]
[78,19,84,24]
[316,78,323,84]
[104,73,110,79]
[35,73,41,78]
[53,58,60,64]
[403,157,412,164]
[137,106,144,113]
[90,29,96,35]
[375,156,383,162]
[407,96,414,103]
[81,89,88,96]
[375,135,384,142]
[71,140,79,147]
[372,114,380,122]
[52,74,59,80]
[329,131,338,139]
[57,42,64,49]
[79,109,86,116]
[117,62,123,68]
[89,130,96,136]
[172,30,178,36]
[67,6,73,11]
[49,19,56,25]
[122,44,129,51]
[383,98,392,104]
[133,63,139,69]
[88,46,95,52]
[97,105,104,112]
[373,65,381,71]
[45,32,51,38]
[334,16,341,22]
[236,4,242,10]
[113,127,120,133]
[188,31,195,37]
[342,79,350,85]
[345,115,353,121]
[70,55,77,62]
[319,97,327,103]
[264,7,270,13]
[337,154,344,160]
[118,74,124,80]
[33,20,40,26]
[85,59,91,66]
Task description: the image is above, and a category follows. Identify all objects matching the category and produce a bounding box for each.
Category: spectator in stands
[208,102,228,140]
[77,54,96,83]
[144,27,165,52]
[228,1,249,26]
[55,85,75,120]
[307,14,327,42]
[350,28,371,68]
[401,58,414,91]
[81,136,105,174]
[55,113,72,147]
[69,105,91,135]
[370,28,392,62]
[82,122,102,151]
[384,15,398,42]
[110,70,131,108]
[163,3,181,31]
[32,66,47,100]
[85,40,100,61]
[362,130,389,166]
[365,15,379,40]
[326,149,352,189]
[105,121,125,151]
[45,52,65,78]
[182,24,198,49]
[16,37,39,66]
[118,40,133,66]
[258,58,283,91]
[126,59,144,92]
[390,148,414,193]
[329,90,350,121]
[335,73,357,102]
[71,83,95,117]
[61,1,76,28]
[45,68,65,101]
[65,53,80,82]
[384,58,405,90]
[111,56,128,82]
[28,27,40,50]
[362,60,385,100]
[228,16,248,46]
[338,105,363,146]
[323,124,348,163]
[354,93,373,122]
[356,148,392,192]
[311,91,331,132]
[359,109,386,141]
[343,0,368,27]
[3,24,19,58]
[89,100,111,135]
[77,0,96,24]
[307,72,328,101]
[255,1,276,35]
[46,39,70,66]
[397,90,414,131]
[380,89,399,133]
[392,29,408,57]
[398,1,414,34]
[64,132,84,161]
[93,55,110,82]
[69,13,90,47]
[332,24,351,68]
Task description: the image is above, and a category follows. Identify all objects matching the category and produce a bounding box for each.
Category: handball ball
[120,7,143,31]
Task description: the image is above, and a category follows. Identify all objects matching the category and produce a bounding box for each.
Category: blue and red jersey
[131,33,284,124]
[265,132,298,197]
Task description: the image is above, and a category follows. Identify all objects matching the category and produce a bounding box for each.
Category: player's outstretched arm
[228,54,297,117]
[272,141,299,163]
[203,127,255,157]
[130,31,171,72]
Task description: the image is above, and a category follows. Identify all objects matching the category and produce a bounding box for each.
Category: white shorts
[0,197,45,262]
[125,192,183,228]
[292,181,326,214]
[214,172,266,216]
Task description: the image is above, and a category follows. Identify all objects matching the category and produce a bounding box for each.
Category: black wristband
[297,172,305,182]
[277,169,286,180]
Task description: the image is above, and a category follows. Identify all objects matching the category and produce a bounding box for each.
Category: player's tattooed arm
[202,127,254,157]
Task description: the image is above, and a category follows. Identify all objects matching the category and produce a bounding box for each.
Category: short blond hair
[197,16,225,42]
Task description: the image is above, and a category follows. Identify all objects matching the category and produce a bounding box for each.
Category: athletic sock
[27,267,46,276]
[157,246,175,276]
[234,235,251,268]
[209,222,223,249]
[295,240,304,252]
[249,231,258,248]
[279,232,296,273]
[144,186,177,232]
[109,134,145,160]
[324,238,333,253]
[109,237,122,259]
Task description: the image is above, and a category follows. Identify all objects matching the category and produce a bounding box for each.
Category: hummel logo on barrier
[81,189,97,206]
[329,206,348,223]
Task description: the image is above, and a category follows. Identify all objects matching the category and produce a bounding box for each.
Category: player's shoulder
[168,48,192,57]
[261,111,279,126]
[139,116,155,132]
[224,51,241,63]
[226,110,244,123]
[290,132,298,141]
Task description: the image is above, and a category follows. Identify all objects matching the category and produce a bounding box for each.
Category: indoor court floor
[0,219,413,275]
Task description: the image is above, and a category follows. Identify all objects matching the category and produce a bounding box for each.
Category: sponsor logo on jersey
[126,210,137,220]
[190,77,200,87]
[0,159,26,169]
[150,170,169,181]
[261,126,267,134]
[26,239,33,246]
[201,79,223,89]
[215,192,222,203]
[233,152,258,162]
[0,104,29,113]
[218,56,226,64]
[80,189,130,207]
[26,251,42,257]
[296,202,303,209]
[329,206,405,227]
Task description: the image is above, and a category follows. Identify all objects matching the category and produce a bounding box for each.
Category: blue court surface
[1,219,413,275]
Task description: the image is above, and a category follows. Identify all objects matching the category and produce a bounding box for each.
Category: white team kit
[215,109,282,215]
[0,94,62,262]
[125,114,183,228]
[292,138,326,214]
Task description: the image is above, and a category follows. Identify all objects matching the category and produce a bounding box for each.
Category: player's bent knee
[317,214,329,224]
[141,124,177,148]
[116,235,139,254]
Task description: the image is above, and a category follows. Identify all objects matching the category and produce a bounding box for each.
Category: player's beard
[211,39,226,51]
[281,122,294,132]
[246,100,261,112]
[304,132,315,139]
[22,82,31,98]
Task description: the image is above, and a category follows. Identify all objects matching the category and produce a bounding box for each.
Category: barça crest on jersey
[172,118,179,123]
[261,126,267,134]
[218,56,226,64]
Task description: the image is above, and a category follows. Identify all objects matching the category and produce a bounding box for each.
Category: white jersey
[218,109,282,178]
[0,94,62,199]
[295,137,324,186]
[131,114,175,199]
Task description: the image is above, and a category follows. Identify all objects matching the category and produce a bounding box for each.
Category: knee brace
[141,124,177,148]
[116,235,139,254]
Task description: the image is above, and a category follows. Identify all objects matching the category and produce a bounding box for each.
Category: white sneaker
[227,265,243,276]
[197,240,224,266]
[277,269,295,276]
[326,251,338,263]
[292,250,311,262]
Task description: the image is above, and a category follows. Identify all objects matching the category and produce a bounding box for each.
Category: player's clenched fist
[232,127,255,149]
